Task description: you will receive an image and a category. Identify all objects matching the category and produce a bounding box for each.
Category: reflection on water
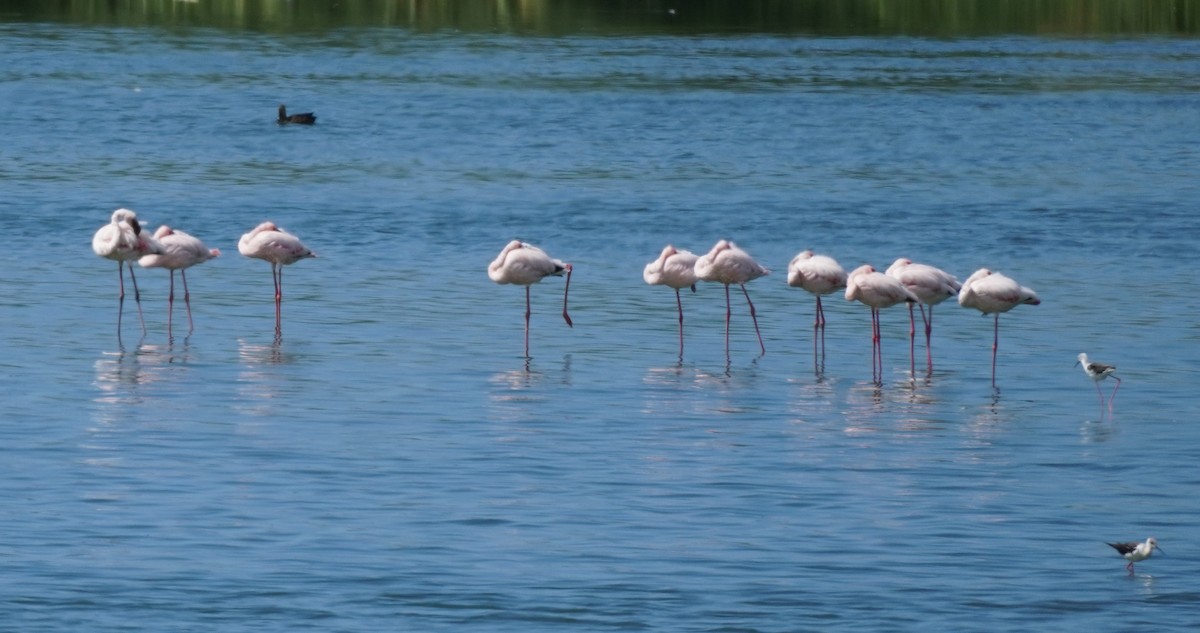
[91,342,192,422]
[7,0,1200,35]
[233,337,299,417]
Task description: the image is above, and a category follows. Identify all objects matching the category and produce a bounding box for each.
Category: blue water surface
[2,24,1199,632]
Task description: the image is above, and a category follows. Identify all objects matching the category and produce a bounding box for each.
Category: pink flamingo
[787,250,847,368]
[488,240,573,358]
[92,208,164,335]
[886,258,961,374]
[958,268,1040,387]
[694,240,769,359]
[1075,353,1121,413]
[644,245,699,359]
[238,221,316,326]
[845,264,918,384]
[139,225,220,333]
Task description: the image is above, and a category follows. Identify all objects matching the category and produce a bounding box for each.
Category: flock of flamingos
[91,207,1119,405]
[92,207,1146,571]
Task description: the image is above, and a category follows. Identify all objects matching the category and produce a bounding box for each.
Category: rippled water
[3,23,1200,631]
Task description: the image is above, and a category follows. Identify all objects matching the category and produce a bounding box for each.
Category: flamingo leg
[815,295,826,328]
[723,284,732,362]
[991,314,1000,388]
[116,261,126,299]
[870,308,880,384]
[524,285,532,359]
[922,304,934,371]
[167,269,175,335]
[127,262,146,335]
[181,269,193,332]
[740,283,765,355]
[907,303,916,377]
[675,287,685,359]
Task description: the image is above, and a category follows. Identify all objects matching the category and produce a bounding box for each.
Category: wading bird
[694,240,769,360]
[238,221,316,327]
[488,240,573,359]
[1106,537,1161,575]
[845,264,918,384]
[93,208,164,336]
[139,225,220,333]
[644,245,699,359]
[886,258,961,374]
[1075,353,1121,412]
[957,269,1040,388]
[787,250,847,372]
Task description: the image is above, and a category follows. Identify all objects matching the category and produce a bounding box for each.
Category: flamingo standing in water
[488,240,573,359]
[139,225,220,333]
[958,268,1040,387]
[93,208,164,335]
[845,264,918,384]
[787,250,847,369]
[694,240,769,360]
[886,258,961,374]
[644,245,699,359]
[238,221,316,327]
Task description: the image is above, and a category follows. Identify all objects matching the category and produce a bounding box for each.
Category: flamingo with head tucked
[644,245,699,359]
[140,225,220,333]
[694,240,769,360]
[93,208,164,335]
[958,268,1040,387]
[886,258,961,374]
[845,264,918,384]
[488,240,573,359]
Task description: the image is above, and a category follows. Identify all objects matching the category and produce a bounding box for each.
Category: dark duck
[278,104,316,125]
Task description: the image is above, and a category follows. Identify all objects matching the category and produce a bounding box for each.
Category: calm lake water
[2,13,1200,632]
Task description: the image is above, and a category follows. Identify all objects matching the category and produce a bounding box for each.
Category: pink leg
[117,262,126,299]
[815,296,826,328]
[127,262,146,335]
[922,304,934,371]
[991,315,1000,388]
[675,288,685,359]
[870,309,881,383]
[181,269,193,331]
[524,285,532,359]
[723,284,732,362]
[740,284,765,355]
[907,304,916,377]
[1109,377,1121,412]
[273,264,282,329]
[167,269,175,334]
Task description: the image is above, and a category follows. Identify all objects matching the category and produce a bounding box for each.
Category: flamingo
[139,225,220,333]
[1075,353,1121,413]
[488,240,573,359]
[92,208,164,335]
[886,258,961,374]
[238,221,316,326]
[845,264,918,383]
[643,245,699,359]
[694,240,769,360]
[957,268,1040,387]
[278,104,316,125]
[787,250,847,369]
[1106,538,1161,575]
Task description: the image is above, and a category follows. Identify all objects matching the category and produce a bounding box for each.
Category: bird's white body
[957,268,1040,314]
[140,226,220,271]
[787,250,847,296]
[489,240,568,286]
[488,240,573,358]
[644,245,698,290]
[1076,353,1121,412]
[845,264,918,309]
[694,240,769,285]
[694,240,769,357]
[1107,537,1161,574]
[886,258,960,306]
[238,221,315,265]
[93,208,163,262]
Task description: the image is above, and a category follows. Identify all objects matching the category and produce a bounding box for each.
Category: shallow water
[2,20,1200,632]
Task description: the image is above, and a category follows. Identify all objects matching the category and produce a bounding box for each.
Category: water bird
[693,240,769,359]
[278,104,316,125]
[886,258,961,374]
[787,250,846,372]
[488,240,573,359]
[92,208,165,335]
[845,264,918,384]
[1106,537,1161,575]
[139,225,220,333]
[643,245,699,359]
[957,269,1040,388]
[1075,353,1121,412]
[238,222,316,325]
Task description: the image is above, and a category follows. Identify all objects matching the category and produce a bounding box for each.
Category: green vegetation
[1,0,1198,35]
